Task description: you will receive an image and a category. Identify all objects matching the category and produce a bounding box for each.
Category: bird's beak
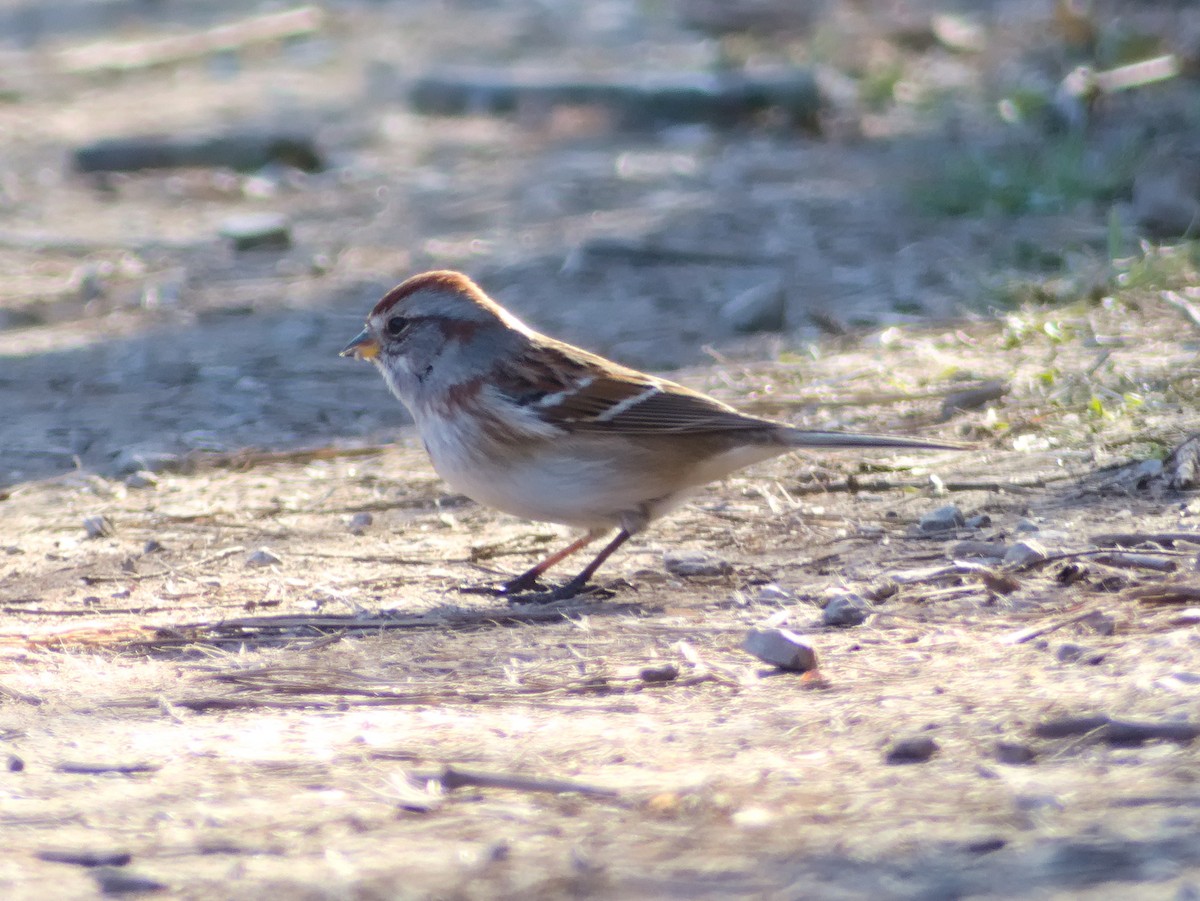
[340,328,380,361]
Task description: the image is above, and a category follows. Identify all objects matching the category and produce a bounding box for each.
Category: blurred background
[1,0,1196,485]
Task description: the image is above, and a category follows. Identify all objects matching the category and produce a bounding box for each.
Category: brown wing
[492,338,777,436]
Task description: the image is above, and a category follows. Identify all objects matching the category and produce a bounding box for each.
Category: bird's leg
[502,530,605,595]
[534,529,633,602]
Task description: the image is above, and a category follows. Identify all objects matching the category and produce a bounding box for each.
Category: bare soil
[3,2,1200,899]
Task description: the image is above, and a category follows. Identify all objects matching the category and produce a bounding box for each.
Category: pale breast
[412,398,789,531]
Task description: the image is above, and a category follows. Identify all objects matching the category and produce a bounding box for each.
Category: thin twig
[437,765,619,798]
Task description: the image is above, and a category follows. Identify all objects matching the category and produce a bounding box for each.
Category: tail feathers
[780,428,968,451]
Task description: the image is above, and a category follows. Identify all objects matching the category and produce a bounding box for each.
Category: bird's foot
[500,571,547,595]
[457,575,614,604]
[504,577,612,605]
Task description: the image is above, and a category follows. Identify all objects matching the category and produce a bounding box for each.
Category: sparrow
[342,270,965,600]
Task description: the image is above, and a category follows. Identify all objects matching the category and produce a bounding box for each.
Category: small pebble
[347,512,373,535]
[995,741,1037,765]
[885,735,939,765]
[1004,539,1048,567]
[663,550,732,578]
[246,548,282,568]
[7,754,24,772]
[123,470,158,489]
[83,515,115,539]
[822,593,871,627]
[965,837,1007,854]
[731,806,775,829]
[1015,519,1041,533]
[1081,611,1115,636]
[220,213,292,251]
[111,449,180,476]
[1054,642,1105,665]
[964,513,992,529]
[919,505,965,533]
[754,583,792,603]
[638,664,679,684]
[742,628,818,672]
[981,569,1021,594]
[143,540,165,554]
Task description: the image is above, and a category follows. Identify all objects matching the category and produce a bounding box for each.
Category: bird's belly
[433,449,646,529]
[420,423,669,530]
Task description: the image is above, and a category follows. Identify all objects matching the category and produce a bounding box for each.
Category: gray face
[369,312,454,405]
[366,286,529,411]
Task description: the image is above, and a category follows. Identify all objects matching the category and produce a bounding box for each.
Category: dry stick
[56,761,160,775]
[1091,531,1200,548]
[1,606,102,617]
[0,683,43,706]
[35,850,133,867]
[54,6,326,75]
[787,474,1069,497]
[1162,291,1200,331]
[1000,609,1098,645]
[133,604,639,648]
[1123,584,1200,606]
[1092,552,1178,573]
[1008,547,1194,574]
[437,766,619,799]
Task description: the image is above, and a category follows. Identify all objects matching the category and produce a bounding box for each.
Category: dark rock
[919,505,964,533]
[91,866,166,895]
[885,735,939,764]
[965,836,1007,854]
[639,664,679,683]
[995,741,1037,765]
[822,593,871,627]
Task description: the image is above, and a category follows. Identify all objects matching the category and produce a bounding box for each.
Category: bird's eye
[385,316,408,338]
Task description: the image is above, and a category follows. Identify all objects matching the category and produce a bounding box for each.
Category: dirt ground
[3,1,1200,899]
